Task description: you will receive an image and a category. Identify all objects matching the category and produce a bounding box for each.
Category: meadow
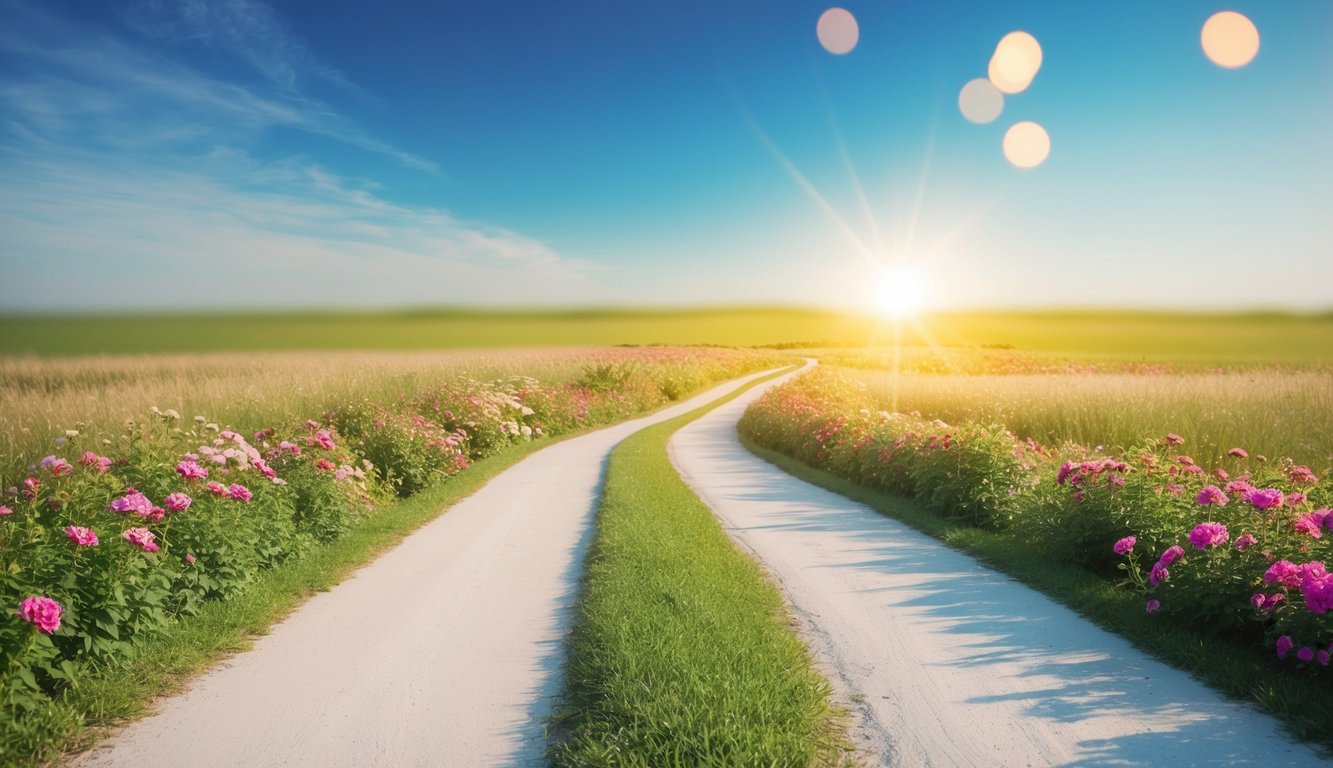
[2,307,1330,362]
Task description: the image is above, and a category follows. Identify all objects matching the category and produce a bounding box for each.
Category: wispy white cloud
[0,0,591,310]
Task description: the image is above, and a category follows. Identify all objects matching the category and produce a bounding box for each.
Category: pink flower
[184,553,197,566]
[206,481,228,497]
[1227,447,1248,459]
[1286,492,1307,505]
[278,440,301,456]
[1319,650,1331,667]
[311,430,336,450]
[79,451,113,473]
[1158,545,1185,567]
[1145,599,1160,614]
[17,596,63,634]
[1113,536,1136,556]
[176,460,209,480]
[1165,483,1185,495]
[40,455,74,476]
[0,505,11,517]
[315,458,335,471]
[1276,635,1294,660]
[1243,488,1284,510]
[1188,522,1229,550]
[1263,560,1302,589]
[1294,511,1330,539]
[1297,646,1315,662]
[1195,486,1228,506]
[1149,563,1169,586]
[304,419,320,430]
[1225,480,1255,495]
[108,488,154,517]
[227,483,253,502]
[65,525,99,547]
[1289,465,1319,485]
[1164,433,1184,445]
[1234,533,1257,551]
[1300,564,1333,614]
[1176,455,1195,466]
[1212,468,1229,481]
[122,527,160,553]
[250,458,278,479]
[164,492,192,512]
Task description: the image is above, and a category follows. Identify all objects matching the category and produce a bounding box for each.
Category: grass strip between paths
[552,367,850,767]
[9,434,564,767]
[740,436,1333,752]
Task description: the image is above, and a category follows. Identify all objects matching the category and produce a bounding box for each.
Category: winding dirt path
[669,368,1328,767]
[75,368,784,768]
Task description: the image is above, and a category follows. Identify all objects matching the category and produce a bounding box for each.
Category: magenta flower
[1145,599,1160,614]
[40,455,73,476]
[1056,461,1074,485]
[1297,646,1315,662]
[206,481,227,497]
[17,596,63,634]
[1263,560,1302,589]
[1276,635,1294,660]
[312,430,336,450]
[108,488,154,517]
[1149,563,1169,586]
[1226,447,1248,459]
[164,492,192,512]
[1113,536,1136,556]
[1158,545,1185,566]
[1300,565,1333,614]
[1233,533,1257,551]
[176,460,209,480]
[1194,486,1228,506]
[122,527,160,553]
[1286,492,1307,505]
[227,483,253,502]
[1320,650,1331,667]
[1243,488,1283,510]
[65,525,99,547]
[1188,522,1229,550]
[1295,512,1328,539]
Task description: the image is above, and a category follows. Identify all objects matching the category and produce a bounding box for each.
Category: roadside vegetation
[740,366,1333,748]
[0,347,784,765]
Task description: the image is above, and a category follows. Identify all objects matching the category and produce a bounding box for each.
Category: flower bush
[0,347,783,725]
[740,367,1332,674]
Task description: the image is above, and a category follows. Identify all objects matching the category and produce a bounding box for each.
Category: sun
[872,265,928,319]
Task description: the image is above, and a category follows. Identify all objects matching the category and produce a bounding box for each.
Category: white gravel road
[74,368,783,768]
[669,368,1329,768]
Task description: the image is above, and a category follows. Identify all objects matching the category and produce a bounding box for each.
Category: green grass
[3,307,1330,364]
[552,369,847,767]
[740,436,1333,753]
[2,434,559,767]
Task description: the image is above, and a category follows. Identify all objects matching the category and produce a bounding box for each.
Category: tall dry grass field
[845,368,1333,467]
[0,347,755,463]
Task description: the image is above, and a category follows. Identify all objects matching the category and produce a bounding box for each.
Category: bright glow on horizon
[988,31,1043,94]
[1003,121,1051,169]
[817,8,859,55]
[958,78,1004,124]
[873,265,929,319]
[1202,11,1260,69]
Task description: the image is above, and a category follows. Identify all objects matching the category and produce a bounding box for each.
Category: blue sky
[1,0,1330,312]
